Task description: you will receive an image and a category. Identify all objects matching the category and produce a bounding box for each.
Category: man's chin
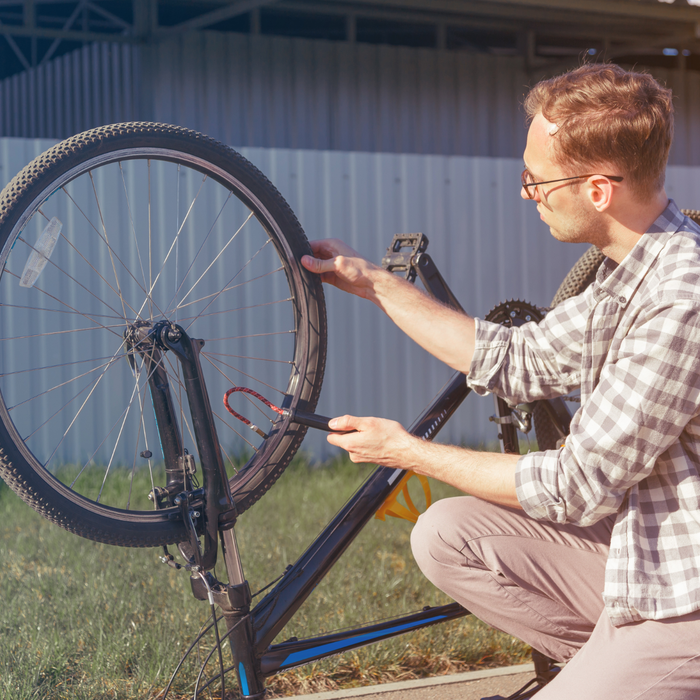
[549,226,572,243]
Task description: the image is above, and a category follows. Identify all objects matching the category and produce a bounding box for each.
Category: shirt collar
[594,199,685,306]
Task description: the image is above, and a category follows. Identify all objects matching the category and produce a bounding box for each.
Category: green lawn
[0,456,529,699]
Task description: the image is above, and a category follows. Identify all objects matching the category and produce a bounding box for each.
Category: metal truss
[0,0,278,71]
[0,0,698,76]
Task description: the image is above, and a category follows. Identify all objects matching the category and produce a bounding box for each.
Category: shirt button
[619,296,627,305]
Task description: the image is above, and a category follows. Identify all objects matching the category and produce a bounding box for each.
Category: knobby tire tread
[0,122,327,548]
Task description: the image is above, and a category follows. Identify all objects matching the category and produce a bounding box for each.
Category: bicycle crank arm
[284,408,355,433]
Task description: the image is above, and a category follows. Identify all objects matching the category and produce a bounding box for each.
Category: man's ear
[586,175,615,212]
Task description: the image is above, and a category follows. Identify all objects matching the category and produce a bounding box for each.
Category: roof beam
[24,0,35,28]
[84,1,131,31]
[474,0,700,23]
[316,0,700,24]
[156,0,280,37]
[0,23,133,42]
[1,27,30,69]
[279,0,695,47]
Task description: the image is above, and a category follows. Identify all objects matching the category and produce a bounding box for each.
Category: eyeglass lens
[521,169,535,199]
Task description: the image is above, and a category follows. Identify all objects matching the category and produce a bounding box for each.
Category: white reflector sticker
[20,216,63,288]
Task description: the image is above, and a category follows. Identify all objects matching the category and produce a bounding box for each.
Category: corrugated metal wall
[1,32,699,165]
[144,32,529,159]
[2,137,699,460]
[0,42,143,139]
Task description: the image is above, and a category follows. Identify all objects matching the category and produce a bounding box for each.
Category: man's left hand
[327,415,416,469]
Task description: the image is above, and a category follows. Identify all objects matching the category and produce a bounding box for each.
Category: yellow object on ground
[375,471,432,524]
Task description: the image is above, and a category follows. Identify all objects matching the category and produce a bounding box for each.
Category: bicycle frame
[155,232,570,699]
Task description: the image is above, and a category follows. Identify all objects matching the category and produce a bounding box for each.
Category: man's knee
[411,500,451,582]
[411,496,493,580]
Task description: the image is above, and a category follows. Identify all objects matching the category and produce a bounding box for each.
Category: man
[300,63,700,698]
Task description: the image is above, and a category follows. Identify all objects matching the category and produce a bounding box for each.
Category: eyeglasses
[521,169,623,199]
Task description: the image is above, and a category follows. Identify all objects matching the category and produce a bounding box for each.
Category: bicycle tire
[682,209,700,227]
[0,122,326,547]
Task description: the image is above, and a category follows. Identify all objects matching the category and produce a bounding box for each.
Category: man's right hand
[302,237,476,374]
[301,239,385,300]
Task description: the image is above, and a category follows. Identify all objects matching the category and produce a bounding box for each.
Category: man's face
[522,113,605,246]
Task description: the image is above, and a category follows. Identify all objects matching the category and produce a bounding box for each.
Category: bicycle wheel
[0,123,326,547]
[682,209,700,227]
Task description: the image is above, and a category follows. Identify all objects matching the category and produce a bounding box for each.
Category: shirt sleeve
[516,295,700,526]
[467,289,591,403]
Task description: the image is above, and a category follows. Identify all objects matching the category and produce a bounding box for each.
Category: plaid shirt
[467,200,700,626]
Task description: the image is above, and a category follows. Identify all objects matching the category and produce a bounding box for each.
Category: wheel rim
[0,147,310,516]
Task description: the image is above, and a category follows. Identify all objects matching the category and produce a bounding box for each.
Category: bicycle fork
[125,319,236,571]
[126,319,261,696]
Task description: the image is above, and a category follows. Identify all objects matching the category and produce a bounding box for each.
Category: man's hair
[524,63,674,198]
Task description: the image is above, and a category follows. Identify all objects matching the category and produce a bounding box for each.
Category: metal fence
[1,33,700,167]
[1,137,699,461]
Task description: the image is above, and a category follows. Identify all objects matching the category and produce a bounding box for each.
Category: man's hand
[302,237,476,375]
[301,239,383,300]
[326,414,417,468]
[327,413,522,508]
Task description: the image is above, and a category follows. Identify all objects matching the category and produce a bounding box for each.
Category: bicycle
[0,122,697,699]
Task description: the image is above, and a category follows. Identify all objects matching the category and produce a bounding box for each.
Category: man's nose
[521,185,539,202]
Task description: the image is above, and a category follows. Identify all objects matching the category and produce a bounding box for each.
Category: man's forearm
[327,414,522,509]
[366,267,476,373]
[402,437,522,509]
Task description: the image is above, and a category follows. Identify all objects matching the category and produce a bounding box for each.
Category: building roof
[0,0,699,80]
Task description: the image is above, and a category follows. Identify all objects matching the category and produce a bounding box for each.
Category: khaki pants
[411,497,700,699]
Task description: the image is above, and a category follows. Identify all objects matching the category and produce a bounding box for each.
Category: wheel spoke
[59,186,160,320]
[180,237,272,331]
[170,266,284,313]
[0,355,120,379]
[162,191,237,315]
[175,297,293,324]
[205,351,292,365]
[69,376,151,492]
[133,376,156,510]
[212,406,259,453]
[89,171,130,322]
[0,302,121,322]
[0,130,324,538]
[120,162,149,297]
[97,380,141,503]
[8,356,121,411]
[18,348,124,464]
[136,172,210,321]
[202,352,287,397]
[3,267,126,338]
[20,362,118,447]
[174,207,250,310]
[205,353,279,424]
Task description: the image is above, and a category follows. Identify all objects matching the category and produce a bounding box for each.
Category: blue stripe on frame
[281,615,448,667]
[239,663,250,695]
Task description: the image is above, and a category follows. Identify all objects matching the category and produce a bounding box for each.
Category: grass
[0,455,530,699]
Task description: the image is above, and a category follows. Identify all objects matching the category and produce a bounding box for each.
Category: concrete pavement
[285,664,536,700]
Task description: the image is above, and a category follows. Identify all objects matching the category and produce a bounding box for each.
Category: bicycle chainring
[484,299,545,327]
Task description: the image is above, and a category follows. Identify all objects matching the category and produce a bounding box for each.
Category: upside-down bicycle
[1,123,698,699]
